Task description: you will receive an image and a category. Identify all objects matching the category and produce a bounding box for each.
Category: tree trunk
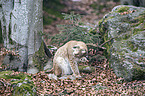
[0,0,52,74]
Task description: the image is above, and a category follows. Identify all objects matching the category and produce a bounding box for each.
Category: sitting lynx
[53,40,88,77]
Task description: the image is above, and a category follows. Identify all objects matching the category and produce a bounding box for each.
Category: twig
[86,43,106,49]
[100,38,114,47]
[86,38,114,49]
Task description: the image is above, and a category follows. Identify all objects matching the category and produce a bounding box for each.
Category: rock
[3,55,22,71]
[92,83,107,90]
[99,5,145,81]
[47,74,58,80]
[83,66,91,71]
[79,65,95,73]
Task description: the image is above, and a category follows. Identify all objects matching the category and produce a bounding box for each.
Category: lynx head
[72,44,88,58]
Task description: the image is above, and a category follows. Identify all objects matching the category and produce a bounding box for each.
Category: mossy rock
[99,5,145,81]
[79,65,95,73]
[0,71,37,96]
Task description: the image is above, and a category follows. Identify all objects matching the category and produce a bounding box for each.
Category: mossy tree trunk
[0,0,52,74]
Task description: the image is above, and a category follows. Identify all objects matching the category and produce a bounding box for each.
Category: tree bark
[0,0,52,73]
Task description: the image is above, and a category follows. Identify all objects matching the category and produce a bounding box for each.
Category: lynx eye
[73,45,80,49]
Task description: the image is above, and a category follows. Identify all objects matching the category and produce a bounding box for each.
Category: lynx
[53,40,88,77]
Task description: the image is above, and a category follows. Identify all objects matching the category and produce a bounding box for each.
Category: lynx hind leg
[54,57,72,76]
[54,64,62,77]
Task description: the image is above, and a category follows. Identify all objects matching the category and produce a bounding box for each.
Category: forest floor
[0,0,145,95]
[35,0,145,95]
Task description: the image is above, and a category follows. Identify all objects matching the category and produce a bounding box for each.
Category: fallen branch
[86,43,106,49]
[86,38,114,49]
[100,38,114,47]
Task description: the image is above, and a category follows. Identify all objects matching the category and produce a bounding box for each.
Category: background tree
[0,0,52,73]
[120,0,145,7]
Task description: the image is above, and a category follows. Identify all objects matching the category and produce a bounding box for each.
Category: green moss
[0,71,13,79]
[99,18,107,34]
[116,6,129,13]
[0,71,31,80]
[138,57,144,63]
[131,14,145,27]
[138,12,145,23]
[88,28,97,35]
[32,41,48,71]
[9,23,14,45]
[119,32,132,40]
[127,41,138,52]
[132,46,138,52]
[12,80,36,96]
[0,71,36,95]
[36,41,45,57]
[98,19,104,31]
[132,14,145,34]
[99,15,114,34]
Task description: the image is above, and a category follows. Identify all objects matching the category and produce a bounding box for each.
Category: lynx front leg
[69,59,81,78]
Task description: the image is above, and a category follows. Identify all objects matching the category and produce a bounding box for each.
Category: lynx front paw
[73,74,81,78]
